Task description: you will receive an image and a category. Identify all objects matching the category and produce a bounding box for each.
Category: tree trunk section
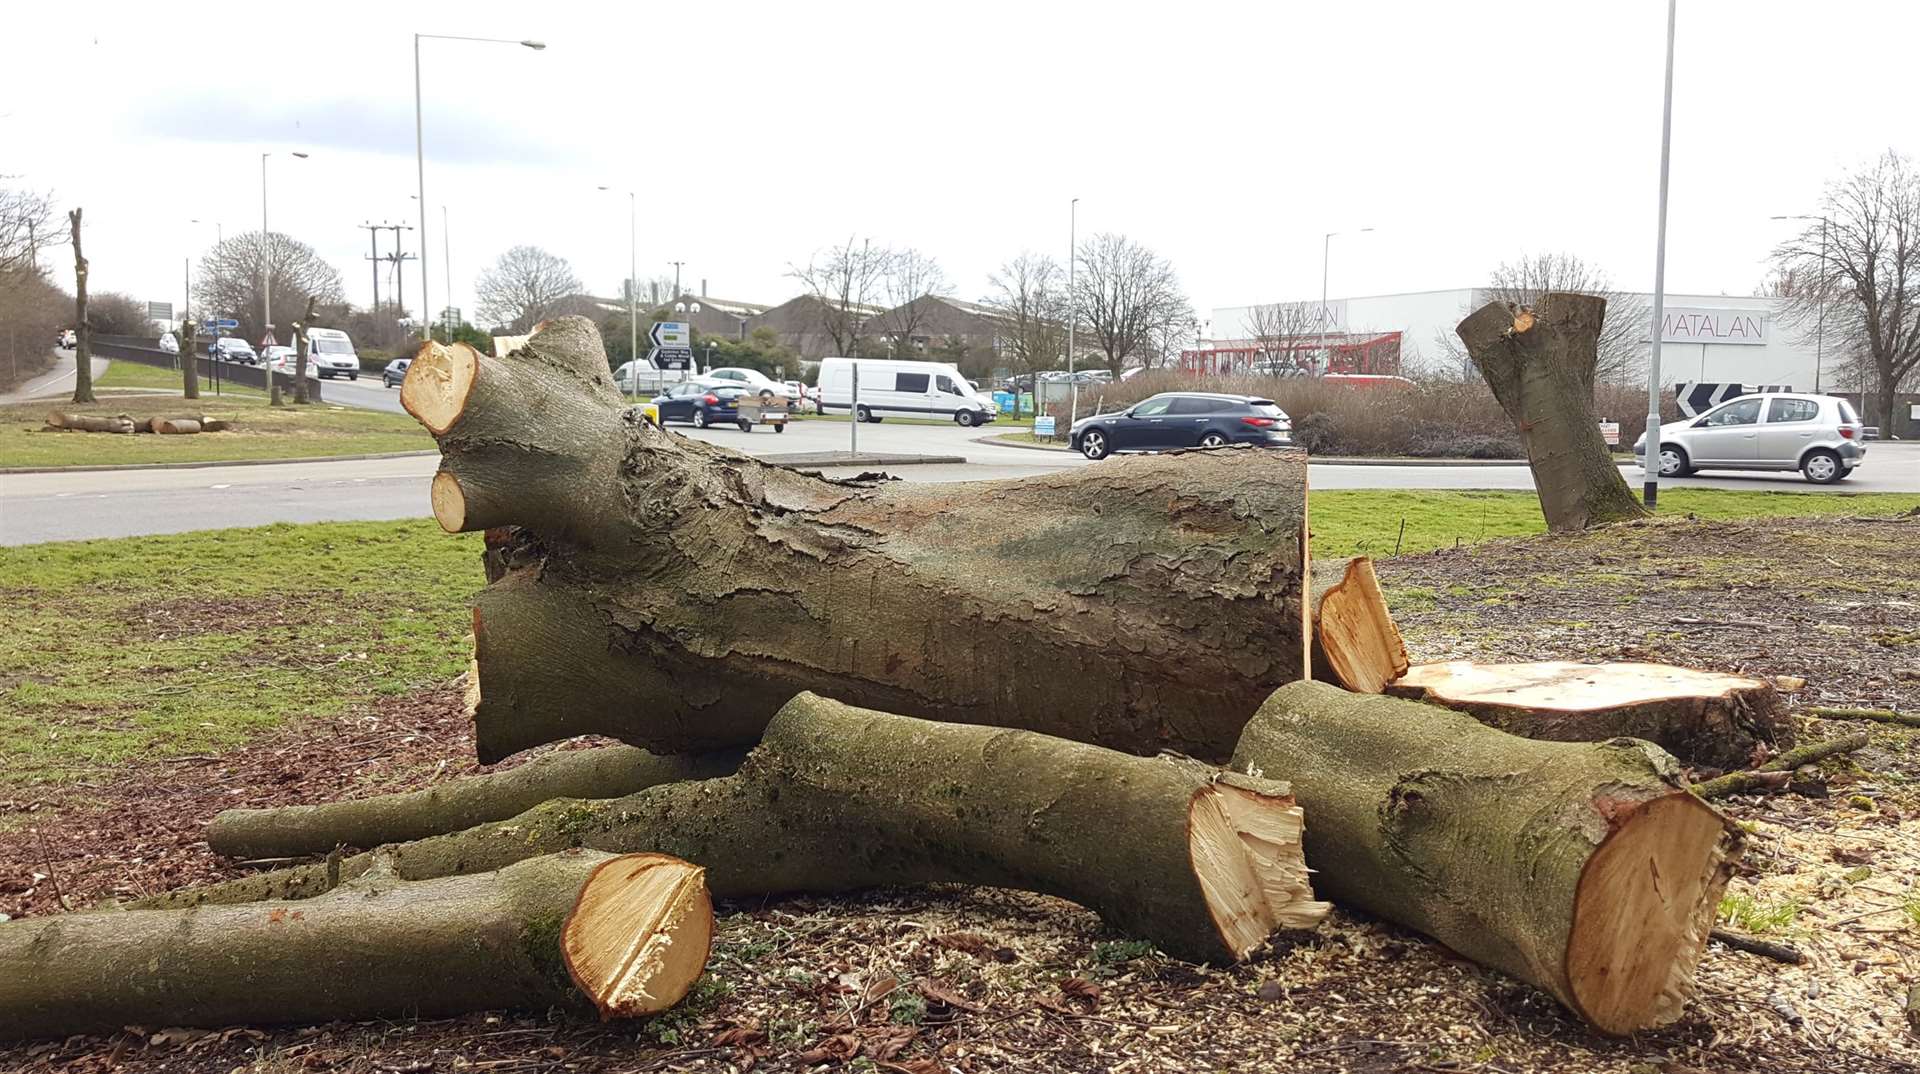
[1455,294,1646,531]
[1231,681,1742,1035]
[155,418,203,434]
[405,321,1312,763]
[142,694,1328,965]
[68,208,94,404]
[0,851,711,1039]
[46,413,134,434]
[1309,556,1408,692]
[181,316,200,400]
[208,745,745,859]
[1387,660,1789,768]
[292,296,315,404]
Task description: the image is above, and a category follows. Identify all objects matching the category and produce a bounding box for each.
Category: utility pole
[358,222,386,312]
[1642,0,1678,510]
[669,261,685,303]
[1068,198,1078,424]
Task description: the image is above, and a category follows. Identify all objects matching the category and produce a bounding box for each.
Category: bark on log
[1231,681,1742,1035]
[1309,557,1409,692]
[45,412,134,433]
[140,693,1328,964]
[1455,294,1647,531]
[403,320,1312,763]
[145,414,215,433]
[1387,660,1789,768]
[0,851,711,1039]
[155,418,203,434]
[208,745,746,859]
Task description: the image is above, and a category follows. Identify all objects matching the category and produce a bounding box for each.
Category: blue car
[1068,392,1292,461]
[653,383,745,429]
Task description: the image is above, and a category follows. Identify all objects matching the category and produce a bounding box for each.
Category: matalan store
[1209,289,1824,390]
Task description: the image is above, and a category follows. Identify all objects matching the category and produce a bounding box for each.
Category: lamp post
[1067,197,1079,424]
[1770,214,1829,393]
[415,33,545,340]
[260,151,308,352]
[1642,0,1678,510]
[674,300,702,379]
[599,186,637,394]
[1321,227,1372,371]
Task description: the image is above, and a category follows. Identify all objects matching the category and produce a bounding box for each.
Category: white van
[306,327,361,380]
[817,358,996,426]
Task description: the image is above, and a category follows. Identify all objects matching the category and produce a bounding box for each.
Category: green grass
[1309,489,1920,559]
[92,362,253,393]
[0,390,431,467]
[0,520,480,786]
[1718,892,1804,935]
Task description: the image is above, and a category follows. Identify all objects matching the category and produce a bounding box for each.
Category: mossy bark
[142,694,1327,964]
[403,321,1310,764]
[207,745,745,859]
[1,850,640,1038]
[1231,681,1742,1035]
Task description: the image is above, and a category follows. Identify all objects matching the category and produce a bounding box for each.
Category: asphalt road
[0,348,110,404]
[3,418,1913,545]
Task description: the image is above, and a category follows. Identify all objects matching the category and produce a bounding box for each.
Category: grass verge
[0,388,431,467]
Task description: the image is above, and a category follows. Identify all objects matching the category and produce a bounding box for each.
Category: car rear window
[1838,399,1860,423]
[1247,400,1287,418]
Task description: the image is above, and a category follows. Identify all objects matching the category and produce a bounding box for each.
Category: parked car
[613,361,694,396]
[817,357,997,426]
[1069,392,1293,461]
[653,382,746,428]
[212,337,258,364]
[305,327,361,380]
[157,332,179,355]
[1633,392,1866,484]
[704,366,784,399]
[382,358,412,388]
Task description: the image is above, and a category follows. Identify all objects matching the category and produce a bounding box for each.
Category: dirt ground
[2,513,1917,1073]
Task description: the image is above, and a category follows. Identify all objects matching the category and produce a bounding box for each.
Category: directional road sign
[147,301,174,322]
[201,318,241,331]
[648,321,694,370]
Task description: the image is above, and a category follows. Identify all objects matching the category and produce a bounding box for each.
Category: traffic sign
[147,301,173,322]
[650,321,690,349]
[648,345,694,371]
[201,317,240,331]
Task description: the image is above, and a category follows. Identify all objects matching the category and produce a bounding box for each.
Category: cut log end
[401,340,479,436]
[1187,777,1329,959]
[1315,558,1409,693]
[1567,792,1738,1034]
[563,854,714,1019]
[431,470,470,533]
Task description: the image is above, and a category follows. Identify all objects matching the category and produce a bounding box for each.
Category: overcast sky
[4,0,1912,331]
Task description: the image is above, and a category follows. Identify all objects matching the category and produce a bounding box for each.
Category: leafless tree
[1073,233,1193,377]
[1771,151,1920,428]
[193,231,346,346]
[0,266,66,391]
[789,238,892,356]
[0,185,62,275]
[1431,253,1648,388]
[1244,301,1324,373]
[984,252,1069,376]
[87,292,152,336]
[869,248,950,357]
[474,245,584,333]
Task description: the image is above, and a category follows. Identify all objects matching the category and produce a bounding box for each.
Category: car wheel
[1080,430,1109,461]
[694,409,710,429]
[1198,431,1229,448]
[737,420,752,432]
[349,373,358,381]
[856,405,873,423]
[1801,449,1843,484]
[1657,444,1692,478]
[954,409,977,428]
[775,424,786,433]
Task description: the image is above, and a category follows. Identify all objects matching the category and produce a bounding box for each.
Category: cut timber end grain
[431,469,469,533]
[1387,660,1788,768]
[563,854,713,1018]
[400,339,478,436]
[1187,777,1328,958]
[1311,557,1409,693]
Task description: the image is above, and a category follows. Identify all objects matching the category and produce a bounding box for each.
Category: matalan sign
[1654,307,1768,346]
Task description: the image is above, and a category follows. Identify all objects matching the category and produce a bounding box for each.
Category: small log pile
[44,412,233,434]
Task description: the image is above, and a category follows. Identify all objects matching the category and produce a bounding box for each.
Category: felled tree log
[144,414,228,433]
[142,693,1328,964]
[45,412,134,434]
[1455,294,1647,531]
[208,745,745,859]
[155,417,202,434]
[403,319,1312,762]
[1232,681,1742,1035]
[1386,660,1789,768]
[1309,557,1409,692]
[0,851,711,1039]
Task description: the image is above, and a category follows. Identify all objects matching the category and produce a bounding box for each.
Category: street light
[1321,227,1372,369]
[1642,0,1678,510]
[1771,214,1829,393]
[599,186,637,393]
[415,34,545,341]
[1067,197,1079,423]
[675,300,701,376]
[261,151,309,350]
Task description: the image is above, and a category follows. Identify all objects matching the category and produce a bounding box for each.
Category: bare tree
[0,185,62,275]
[1074,233,1193,377]
[1771,151,1920,429]
[1432,253,1648,388]
[193,232,345,346]
[984,252,1068,376]
[789,238,891,356]
[473,246,584,333]
[0,268,67,391]
[869,248,950,357]
[1244,301,1324,373]
[85,292,151,337]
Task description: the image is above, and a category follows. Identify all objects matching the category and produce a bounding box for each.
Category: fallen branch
[1708,927,1803,964]
[0,851,711,1039]
[1803,705,1920,729]
[1691,732,1871,800]
[44,412,134,434]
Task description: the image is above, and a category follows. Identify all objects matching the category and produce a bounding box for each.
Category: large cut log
[1309,557,1409,692]
[1232,681,1742,1035]
[208,745,745,859]
[45,412,134,434]
[154,417,203,434]
[403,319,1312,762]
[1386,660,1788,768]
[141,693,1328,964]
[1455,294,1648,531]
[0,851,711,1039]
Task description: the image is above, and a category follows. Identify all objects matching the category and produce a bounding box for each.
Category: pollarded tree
[1074,233,1193,377]
[1433,253,1648,387]
[474,246,584,334]
[192,231,346,346]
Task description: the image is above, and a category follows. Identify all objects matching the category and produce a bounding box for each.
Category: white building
[1210,289,1823,390]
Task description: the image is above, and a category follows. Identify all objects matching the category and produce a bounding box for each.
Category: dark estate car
[653,382,745,428]
[1068,392,1292,461]
[382,359,412,388]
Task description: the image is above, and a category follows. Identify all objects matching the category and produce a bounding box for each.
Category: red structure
[1179,332,1404,377]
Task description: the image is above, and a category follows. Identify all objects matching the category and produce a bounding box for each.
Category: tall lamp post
[1642,0,1679,509]
[1770,214,1829,393]
[415,33,545,340]
[599,186,637,393]
[260,151,308,351]
[1321,227,1372,371]
[1067,197,1079,424]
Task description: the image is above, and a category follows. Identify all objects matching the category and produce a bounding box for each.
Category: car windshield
[313,338,352,354]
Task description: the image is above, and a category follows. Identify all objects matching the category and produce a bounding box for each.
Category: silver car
[1634,392,1866,484]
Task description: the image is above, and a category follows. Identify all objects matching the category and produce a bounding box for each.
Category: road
[0,348,110,405]
[314,373,407,414]
[4,414,1913,544]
